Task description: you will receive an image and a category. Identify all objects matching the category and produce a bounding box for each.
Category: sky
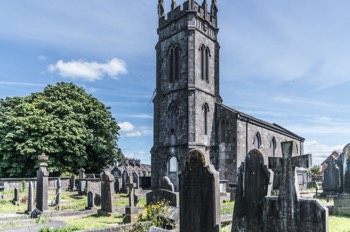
[0,0,349,166]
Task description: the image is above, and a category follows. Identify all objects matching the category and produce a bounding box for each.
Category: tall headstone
[78,168,86,195]
[36,153,49,212]
[122,170,128,193]
[13,188,19,202]
[55,178,61,211]
[124,174,139,223]
[263,141,328,232]
[69,175,76,191]
[322,159,341,195]
[180,149,221,232]
[26,182,34,214]
[98,169,115,216]
[232,149,273,232]
[132,171,139,189]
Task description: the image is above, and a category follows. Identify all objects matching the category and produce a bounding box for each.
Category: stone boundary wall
[0,177,70,191]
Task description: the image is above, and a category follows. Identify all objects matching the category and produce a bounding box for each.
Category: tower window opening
[169,45,180,82]
[203,103,209,135]
[201,45,210,82]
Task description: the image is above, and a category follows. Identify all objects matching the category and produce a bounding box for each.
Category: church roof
[218,103,305,141]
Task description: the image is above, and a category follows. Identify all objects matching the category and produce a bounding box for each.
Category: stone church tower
[151,0,305,191]
[152,0,220,190]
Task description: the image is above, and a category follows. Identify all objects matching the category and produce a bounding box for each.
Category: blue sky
[0,0,349,166]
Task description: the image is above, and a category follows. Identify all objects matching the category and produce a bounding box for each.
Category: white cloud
[38,55,47,61]
[48,58,127,81]
[126,131,142,137]
[119,122,135,132]
[304,140,345,166]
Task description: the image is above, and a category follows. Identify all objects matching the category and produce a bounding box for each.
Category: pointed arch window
[295,143,299,155]
[200,45,210,82]
[169,45,180,82]
[219,119,226,143]
[168,156,178,173]
[169,103,177,134]
[202,103,210,135]
[253,132,261,149]
[270,137,277,157]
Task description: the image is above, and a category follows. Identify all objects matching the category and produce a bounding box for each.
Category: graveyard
[0,144,350,231]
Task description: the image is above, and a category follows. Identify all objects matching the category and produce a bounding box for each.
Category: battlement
[158,0,218,30]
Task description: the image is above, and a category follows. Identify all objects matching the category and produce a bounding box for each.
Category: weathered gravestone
[78,168,86,195]
[322,159,341,195]
[333,144,350,215]
[97,170,115,216]
[123,174,139,223]
[263,141,328,232]
[122,170,128,193]
[36,153,49,212]
[86,191,95,210]
[146,176,178,207]
[132,171,139,189]
[26,182,34,214]
[180,149,221,232]
[55,178,62,211]
[232,149,273,232]
[69,175,76,191]
[13,188,19,202]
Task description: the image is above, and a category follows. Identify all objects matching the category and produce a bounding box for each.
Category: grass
[329,215,350,232]
[221,200,234,215]
[63,214,124,230]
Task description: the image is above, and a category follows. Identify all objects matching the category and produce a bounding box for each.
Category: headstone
[86,191,95,210]
[160,176,175,192]
[55,178,61,211]
[123,174,139,223]
[114,177,122,193]
[69,175,75,191]
[26,182,34,214]
[232,149,273,232]
[322,159,341,195]
[36,153,49,212]
[78,168,86,195]
[94,194,101,206]
[180,149,221,232]
[122,170,128,193]
[132,171,139,189]
[98,169,115,216]
[263,141,328,232]
[146,189,178,207]
[13,188,19,202]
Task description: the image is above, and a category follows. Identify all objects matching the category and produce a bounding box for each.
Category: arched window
[168,156,178,173]
[219,119,226,143]
[202,103,209,135]
[270,137,277,157]
[169,103,177,134]
[253,132,261,149]
[169,45,180,82]
[200,45,210,82]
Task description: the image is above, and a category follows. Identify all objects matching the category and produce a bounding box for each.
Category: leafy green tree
[310,165,322,176]
[0,82,123,177]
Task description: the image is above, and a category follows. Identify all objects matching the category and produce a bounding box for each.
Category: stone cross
[55,178,61,211]
[26,182,33,214]
[123,174,139,223]
[180,149,221,232]
[127,174,137,207]
[263,141,328,232]
[36,153,49,212]
[97,169,115,216]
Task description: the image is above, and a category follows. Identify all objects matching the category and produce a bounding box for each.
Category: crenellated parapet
[158,0,218,34]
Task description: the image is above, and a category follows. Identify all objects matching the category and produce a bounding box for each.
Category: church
[151,0,305,191]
